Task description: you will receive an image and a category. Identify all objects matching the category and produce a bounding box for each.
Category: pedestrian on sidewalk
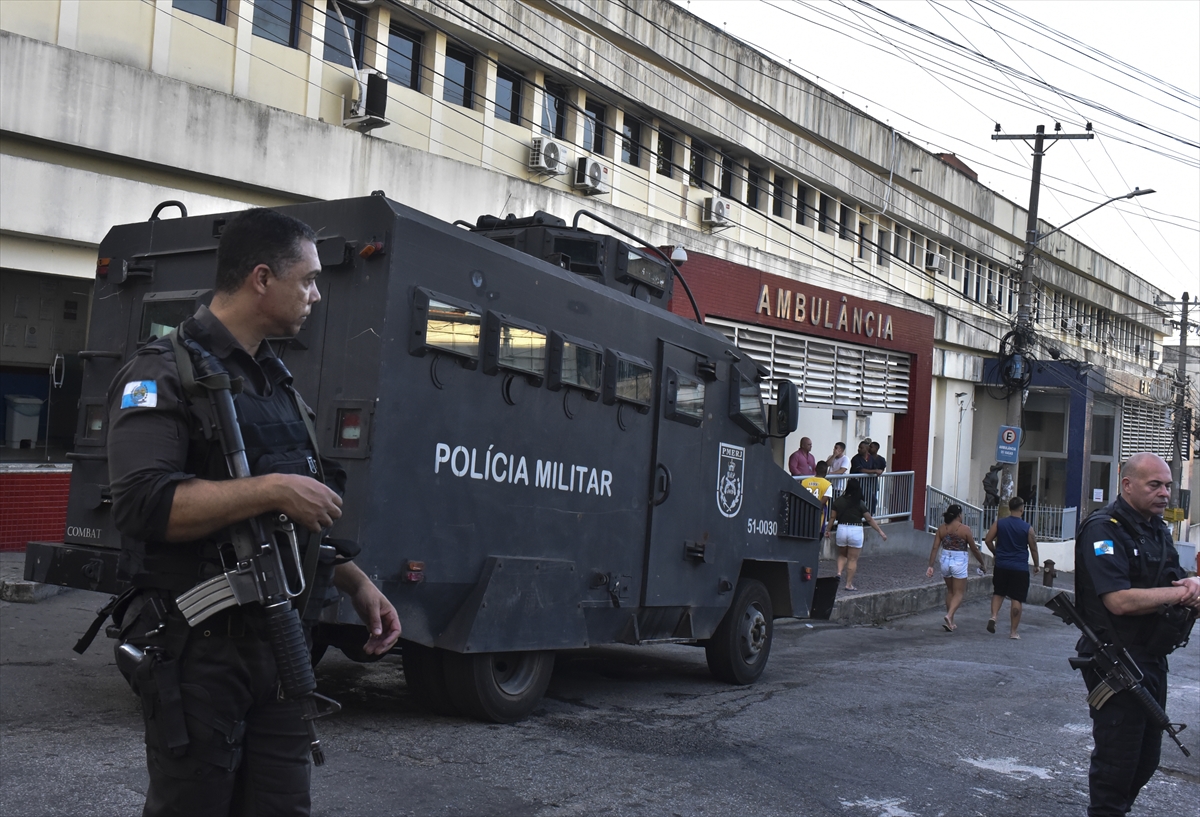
[983,496,1040,638]
[830,478,887,591]
[927,504,987,631]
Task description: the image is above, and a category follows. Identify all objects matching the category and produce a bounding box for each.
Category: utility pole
[990,124,1093,509]
[1170,293,1190,514]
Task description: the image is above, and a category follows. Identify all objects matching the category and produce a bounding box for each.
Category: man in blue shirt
[983,496,1040,638]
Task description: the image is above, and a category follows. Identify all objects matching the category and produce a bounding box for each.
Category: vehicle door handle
[652,463,672,506]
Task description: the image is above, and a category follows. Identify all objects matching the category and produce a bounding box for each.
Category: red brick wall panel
[0,472,71,551]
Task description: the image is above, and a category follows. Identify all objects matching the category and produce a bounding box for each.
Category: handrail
[925,485,1077,541]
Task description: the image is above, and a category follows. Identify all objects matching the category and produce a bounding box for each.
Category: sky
[683,0,1200,333]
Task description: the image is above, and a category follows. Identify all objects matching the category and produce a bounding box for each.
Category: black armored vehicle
[26,195,825,721]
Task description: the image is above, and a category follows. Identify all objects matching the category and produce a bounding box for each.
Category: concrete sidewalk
[0,550,66,603]
[3,548,1076,631]
[819,550,1075,625]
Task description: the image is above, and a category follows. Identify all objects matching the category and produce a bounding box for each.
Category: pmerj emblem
[121,380,158,409]
[716,442,745,518]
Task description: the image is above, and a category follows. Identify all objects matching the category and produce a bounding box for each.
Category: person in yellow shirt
[800,461,833,536]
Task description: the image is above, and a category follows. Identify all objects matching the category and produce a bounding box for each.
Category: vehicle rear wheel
[705,578,773,685]
[442,650,555,723]
[402,643,460,716]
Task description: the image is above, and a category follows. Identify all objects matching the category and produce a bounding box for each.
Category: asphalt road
[2,589,1197,817]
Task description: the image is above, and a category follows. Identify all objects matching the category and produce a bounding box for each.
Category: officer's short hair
[216,208,318,293]
[1008,496,1025,512]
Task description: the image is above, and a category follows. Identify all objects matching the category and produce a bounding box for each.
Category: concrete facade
[1,0,1187,532]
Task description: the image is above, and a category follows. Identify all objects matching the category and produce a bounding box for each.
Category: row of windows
[173,1,1154,364]
[410,289,768,434]
[1041,289,1151,356]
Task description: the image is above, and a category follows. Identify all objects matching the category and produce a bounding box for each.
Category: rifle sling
[167,329,328,606]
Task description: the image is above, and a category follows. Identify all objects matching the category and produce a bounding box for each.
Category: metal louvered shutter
[886,355,910,411]
[703,319,912,413]
[804,342,837,405]
[835,347,864,405]
[1120,398,1175,461]
[862,351,890,409]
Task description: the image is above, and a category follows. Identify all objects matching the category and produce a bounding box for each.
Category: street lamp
[999,180,1156,510]
[1035,188,1155,244]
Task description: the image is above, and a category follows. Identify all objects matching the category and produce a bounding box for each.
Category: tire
[705,578,773,685]
[402,643,460,716]
[442,650,555,723]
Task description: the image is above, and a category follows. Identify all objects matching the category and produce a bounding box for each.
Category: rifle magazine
[176,574,239,627]
[1086,679,1117,710]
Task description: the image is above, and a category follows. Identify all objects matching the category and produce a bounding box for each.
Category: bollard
[1043,559,1057,587]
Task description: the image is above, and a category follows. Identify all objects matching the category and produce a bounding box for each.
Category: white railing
[925,486,1077,541]
[795,471,914,523]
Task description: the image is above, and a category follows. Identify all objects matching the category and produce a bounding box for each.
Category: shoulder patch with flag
[1093,540,1115,557]
[121,380,158,409]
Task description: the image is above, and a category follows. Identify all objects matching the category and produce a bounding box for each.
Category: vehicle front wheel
[705,578,773,685]
[442,650,555,723]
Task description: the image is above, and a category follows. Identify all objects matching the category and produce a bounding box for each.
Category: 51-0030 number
[746,518,777,535]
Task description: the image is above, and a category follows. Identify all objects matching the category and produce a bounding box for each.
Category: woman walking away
[830,479,888,591]
[927,504,987,631]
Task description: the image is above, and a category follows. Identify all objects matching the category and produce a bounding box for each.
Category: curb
[0,578,68,603]
[827,577,1074,626]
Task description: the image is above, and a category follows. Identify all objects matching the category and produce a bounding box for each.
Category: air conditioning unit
[529,137,566,174]
[703,196,732,226]
[573,157,610,195]
[925,252,947,273]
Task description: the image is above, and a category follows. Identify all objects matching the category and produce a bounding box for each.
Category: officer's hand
[271,474,343,531]
[1173,577,1200,609]
[335,565,402,654]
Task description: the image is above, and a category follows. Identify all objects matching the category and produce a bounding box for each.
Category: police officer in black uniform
[107,208,401,816]
[1074,452,1200,816]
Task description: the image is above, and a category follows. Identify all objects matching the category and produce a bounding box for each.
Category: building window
[908,233,919,266]
[656,130,676,178]
[542,82,567,138]
[746,165,764,210]
[771,174,787,218]
[963,256,974,297]
[795,183,808,225]
[443,45,475,108]
[174,0,225,23]
[876,230,889,266]
[719,153,735,198]
[621,118,642,166]
[495,66,523,124]
[689,144,708,188]
[323,1,365,68]
[858,222,869,259]
[950,251,960,281]
[584,99,606,154]
[387,24,423,91]
[893,226,905,258]
[838,203,853,239]
[818,193,832,233]
[252,0,297,46]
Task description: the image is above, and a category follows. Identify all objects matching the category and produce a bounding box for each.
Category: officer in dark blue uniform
[1074,452,1200,816]
[107,208,401,816]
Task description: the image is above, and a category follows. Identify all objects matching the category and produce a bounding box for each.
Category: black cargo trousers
[119,591,311,817]
[1082,657,1168,817]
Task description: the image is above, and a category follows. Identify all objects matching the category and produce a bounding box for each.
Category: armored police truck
[26,195,824,722]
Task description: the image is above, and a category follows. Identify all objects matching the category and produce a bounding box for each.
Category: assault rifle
[1046,592,1189,757]
[172,336,339,765]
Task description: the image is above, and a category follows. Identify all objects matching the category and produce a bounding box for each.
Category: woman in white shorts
[926,504,987,631]
[829,479,888,591]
